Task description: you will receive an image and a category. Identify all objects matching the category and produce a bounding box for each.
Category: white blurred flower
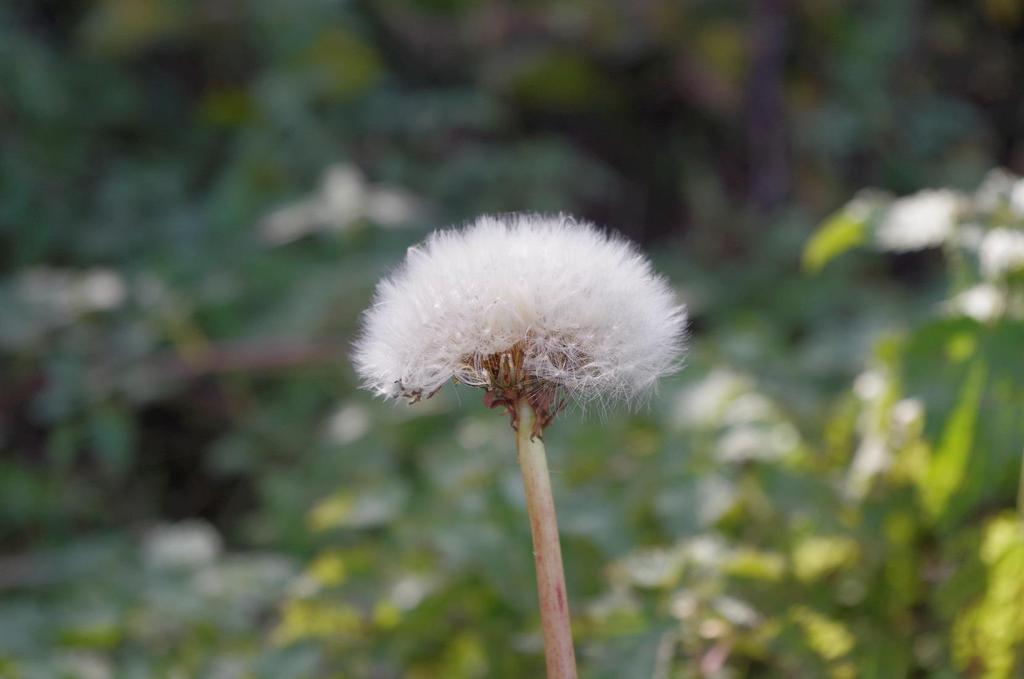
[889,397,925,449]
[685,535,728,567]
[973,168,1018,214]
[390,574,440,610]
[853,370,886,401]
[846,434,889,498]
[353,214,688,418]
[619,547,686,588]
[78,270,126,310]
[1010,178,1024,217]
[17,267,126,320]
[324,402,370,444]
[365,188,417,224]
[891,398,924,430]
[588,587,640,620]
[55,653,112,679]
[715,595,760,627]
[721,392,776,425]
[320,165,365,220]
[672,369,752,428]
[699,619,729,639]
[979,228,1024,280]
[142,521,222,570]
[3,267,127,348]
[874,189,960,252]
[669,591,699,620]
[261,164,420,245]
[716,422,798,463]
[848,368,894,497]
[945,283,1006,322]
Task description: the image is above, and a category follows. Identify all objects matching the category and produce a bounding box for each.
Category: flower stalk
[515,398,577,679]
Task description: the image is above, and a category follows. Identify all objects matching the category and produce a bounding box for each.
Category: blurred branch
[152,341,342,380]
[0,342,341,418]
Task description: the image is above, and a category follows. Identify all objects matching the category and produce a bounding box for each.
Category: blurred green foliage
[2,0,1024,677]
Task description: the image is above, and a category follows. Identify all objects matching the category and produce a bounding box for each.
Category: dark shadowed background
[2,1,1024,676]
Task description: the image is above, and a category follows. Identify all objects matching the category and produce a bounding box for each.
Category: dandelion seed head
[353,214,687,415]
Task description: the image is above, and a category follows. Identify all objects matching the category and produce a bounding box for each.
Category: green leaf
[802,209,868,273]
[951,514,1024,678]
[919,361,986,524]
[791,605,855,661]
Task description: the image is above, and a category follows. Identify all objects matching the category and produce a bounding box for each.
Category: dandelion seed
[352,213,687,678]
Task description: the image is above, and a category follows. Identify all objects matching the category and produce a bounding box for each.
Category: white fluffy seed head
[353,213,687,410]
